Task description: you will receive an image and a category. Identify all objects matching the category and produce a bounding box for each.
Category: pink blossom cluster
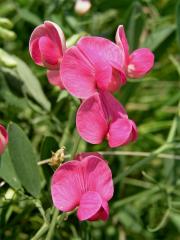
[29,21,154,221]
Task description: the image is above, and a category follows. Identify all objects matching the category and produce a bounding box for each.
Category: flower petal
[47,69,64,88]
[61,46,96,99]
[115,25,129,63]
[0,124,8,155]
[128,48,154,78]
[89,200,109,221]
[83,155,114,201]
[39,36,60,68]
[77,36,124,70]
[99,90,127,121]
[76,93,108,144]
[77,36,126,91]
[108,118,136,147]
[30,39,42,66]
[51,161,82,212]
[44,21,66,60]
[77,191,102,221]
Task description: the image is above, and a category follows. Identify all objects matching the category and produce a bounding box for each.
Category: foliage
[0,0,180,239]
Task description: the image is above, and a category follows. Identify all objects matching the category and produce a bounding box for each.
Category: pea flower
[115,25,154,78]
[29,21,66,88]
[61,36,126,99]
[0,124,8,155]
[75,0,91,15]
[76,91,137,147]
[51,153,113,221]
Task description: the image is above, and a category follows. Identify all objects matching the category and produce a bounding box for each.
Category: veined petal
[99,90,127,121]
[51,161,82,212]
[89,200,109,221]
[108,118,137,147]
[76,93,108,143]
[77,36,124,70]
[77,36,125,92]
[115,25,129,63]
[39,36,60,68]
[30,39,42,66]
[61,46,96,99]
[44,21,66,59]
[47,69,64,88]
[83,155,114,201]
[128,48,154,78]
[77,191,102,221]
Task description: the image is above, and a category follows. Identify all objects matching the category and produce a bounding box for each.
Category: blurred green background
[0,0,180,239]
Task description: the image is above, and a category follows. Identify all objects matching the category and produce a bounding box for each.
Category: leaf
[0,48,16,67]
[176,0,180,47]
[8,122,41,197]
[40,136,59,160]
[0,149,21,190]
[17,8,42,26]
[142,24,175,51]
[126,1,145,50]
[14,56,51,111]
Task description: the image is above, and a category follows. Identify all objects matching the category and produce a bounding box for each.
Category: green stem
[45,208,59,240]
[71,131,81,158]
[114,144,170,183]
[45,129,82,240]
[31,223,49,240]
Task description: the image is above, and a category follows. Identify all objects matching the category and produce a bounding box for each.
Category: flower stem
[31,223,49,240]
[45,207,59,240]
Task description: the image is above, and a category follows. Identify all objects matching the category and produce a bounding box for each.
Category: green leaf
[126,1,145,50]
[0,48,16,68]
[0,149,21,190]
[14,57,51,111]
[142,24,175,51]
[0,26,16,41]
[17,8,42,26]
[40,136,59,160]
[176,0,180,47]
[8,122,41,197]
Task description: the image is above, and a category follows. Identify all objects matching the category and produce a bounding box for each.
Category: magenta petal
[77,36,124,70]
[99,91,127,121]
[128,48,154,78]
[89,200,109,221]
[0,124,8,155]
[115,25,129,63]
[39,36,60,68]
[76,93,108,144]
[84,155,114,201]
[77,36,125,92]
[44,21,66,59]
[51,161,82,212]
[108,118,134,147]
[61,46,96,99]
[47,69,64,88]
[30,39,42,66]
[77,191,102,221]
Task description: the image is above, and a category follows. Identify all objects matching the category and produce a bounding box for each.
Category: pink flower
[115,25,154,78]
[76,91,137,147]
[0,124,8,155]
[61,36,126,99]
[51,153,113,221]
[75,0,91,15]
[29,21,66,88]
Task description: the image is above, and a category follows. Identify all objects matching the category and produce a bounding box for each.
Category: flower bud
[29,21,66,70]
[75,0,91,15]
